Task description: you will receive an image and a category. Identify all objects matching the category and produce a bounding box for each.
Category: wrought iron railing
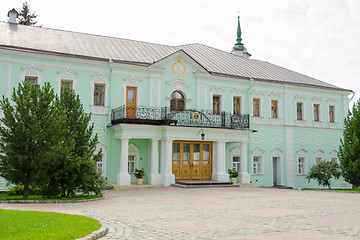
[111,105,250,130]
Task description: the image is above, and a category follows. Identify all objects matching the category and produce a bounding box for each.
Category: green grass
[0,193,103,201]
[0,209,101,240]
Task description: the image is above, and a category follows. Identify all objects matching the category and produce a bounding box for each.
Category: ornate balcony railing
[111,105,250,130]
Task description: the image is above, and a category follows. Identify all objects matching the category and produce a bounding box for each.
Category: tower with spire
[231,15,251,58]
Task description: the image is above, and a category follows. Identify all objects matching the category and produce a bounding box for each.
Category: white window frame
[313,103,321,122]
[295,101,306,121]
[314,149,324,165]
[20,65,43,86]
[232,155,241,173]
[94,143,107,178]
[128,154,137,174]
[328,105,336,123]
[166,87,190,110]
[296,149,308,176]
[252,97,262,117]
[251,147,265,175]
[270,99,280,119]
[298,157,306,175]
[211,93,224,114]
[56,68,78,95]
[128,142,140,175]
[329,150,339,164]
[232,95,243,115]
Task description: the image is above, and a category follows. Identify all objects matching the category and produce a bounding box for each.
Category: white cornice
[124,75,142,83]
[21,64,42,72]
[57,68,77,76]
[91,72,109,79]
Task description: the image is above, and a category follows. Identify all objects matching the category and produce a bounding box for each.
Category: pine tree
[18,2,38,26]
[45,86,104,197]
[0,83,71,198]
[339,99,360,187]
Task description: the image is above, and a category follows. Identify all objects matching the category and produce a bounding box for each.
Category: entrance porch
[110,124,252,187]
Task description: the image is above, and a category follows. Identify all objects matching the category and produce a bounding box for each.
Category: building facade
[0,13,353,189]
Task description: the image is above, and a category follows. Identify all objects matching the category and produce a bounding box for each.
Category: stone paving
[1,186,360,239]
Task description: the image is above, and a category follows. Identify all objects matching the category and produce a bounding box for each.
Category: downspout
[247,78,254,180]
[104,59,113,181]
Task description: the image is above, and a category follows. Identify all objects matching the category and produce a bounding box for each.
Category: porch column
[212,141,228,182]
[240,141,250,183]
[117,137,131,186]
[161,139,175,186]
[149,138,161,185]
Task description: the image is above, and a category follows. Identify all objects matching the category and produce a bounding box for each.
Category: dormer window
[170,91,185,112]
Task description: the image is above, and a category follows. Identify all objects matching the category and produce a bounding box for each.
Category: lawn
[0,209,101,240]
[0,193,103,201]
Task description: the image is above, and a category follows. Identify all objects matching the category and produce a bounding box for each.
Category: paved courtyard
[1,186,360,239]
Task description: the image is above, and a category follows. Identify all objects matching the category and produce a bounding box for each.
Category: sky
[1,0,359,106]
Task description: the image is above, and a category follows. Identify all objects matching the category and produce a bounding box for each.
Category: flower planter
[136,178,143,185]
[231,178,237,184]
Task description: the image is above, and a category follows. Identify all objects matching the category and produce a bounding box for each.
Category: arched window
[170,91,185,112]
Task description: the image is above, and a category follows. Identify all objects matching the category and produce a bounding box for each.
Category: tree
[18,1,38,26]
[0,83,71,198]
[339,99,360,187]
[306,160,341,189]
[44,86,104,197]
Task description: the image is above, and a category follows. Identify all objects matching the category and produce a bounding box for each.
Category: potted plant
[134,168,146,185]
[228,168,239,184]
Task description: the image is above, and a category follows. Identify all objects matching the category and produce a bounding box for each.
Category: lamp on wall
[197,129,205,141]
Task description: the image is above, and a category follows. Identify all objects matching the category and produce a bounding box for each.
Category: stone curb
[76,223,108,240]
[0,196,105,204]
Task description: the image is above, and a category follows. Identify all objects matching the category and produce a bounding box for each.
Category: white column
[212,141,228,182]
[117,138,131,186]
[240,141,250,183]
[149,138,161,185]
[161,139,175,186]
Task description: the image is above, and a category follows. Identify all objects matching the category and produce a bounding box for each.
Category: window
[331,157,338,163]
[96,160,103,174]
[213,95,221,114]
[170,91,185,112]
[298,157,306,175]
[329,105,335,122]
[271,100,278,118]
[233,97,241,115]
[94,83,105,106]
[61,79,73,89]
[24,76,38,85]
[253,98,260,117]
[232,156,240,173]
[128,155,135,174]
[297,102,303,120]
[253,156,262,174]
[313,104,320,121]
[315,157,322,165]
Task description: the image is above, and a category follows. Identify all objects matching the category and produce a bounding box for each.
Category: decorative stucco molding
[166,79,191,87]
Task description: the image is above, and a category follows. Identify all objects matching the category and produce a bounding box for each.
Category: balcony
[111,105,250,130]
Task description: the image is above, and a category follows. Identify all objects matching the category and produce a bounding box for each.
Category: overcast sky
[1,0,359,106]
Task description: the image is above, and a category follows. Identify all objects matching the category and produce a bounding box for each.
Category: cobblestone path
[1,187,360,239]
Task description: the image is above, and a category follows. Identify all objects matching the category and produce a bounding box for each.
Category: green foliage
[228,168,239,178]
[0,209,101,240]
[0,83,70,198]
[18,1,38,26]
[0,83,104,199]
[134,168,146,179]
[6,185,40,196]
[306,160,341,189]
[339,99,360,187]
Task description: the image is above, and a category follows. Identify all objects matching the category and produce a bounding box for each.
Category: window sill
[328,122,338,129]
[270,118,281,125]
[251,117,264,124]
[90,105,109,115]
[295,120,307,127]
[312,121,323,128]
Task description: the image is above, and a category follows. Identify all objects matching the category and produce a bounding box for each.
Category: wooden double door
[172,141,212,180]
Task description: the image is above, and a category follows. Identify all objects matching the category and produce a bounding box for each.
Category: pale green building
[0,11,352,189]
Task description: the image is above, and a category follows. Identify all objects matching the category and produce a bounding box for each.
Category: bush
[306,160,341,189]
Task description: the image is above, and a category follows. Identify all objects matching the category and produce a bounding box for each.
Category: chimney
[7,8,19,24]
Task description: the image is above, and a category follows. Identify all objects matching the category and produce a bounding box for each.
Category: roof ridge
[0,21,179,49]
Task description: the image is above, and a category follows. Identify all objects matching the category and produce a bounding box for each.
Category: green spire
[235,16,244,50]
